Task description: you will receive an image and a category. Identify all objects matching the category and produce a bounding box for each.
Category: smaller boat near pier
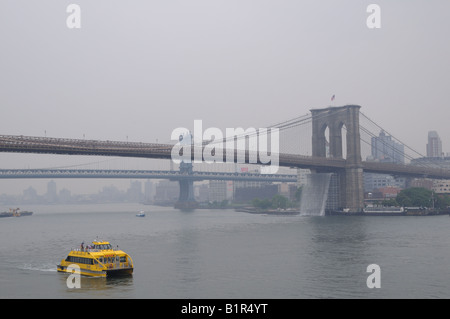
[136,211,146,217]
[0,208,33,218]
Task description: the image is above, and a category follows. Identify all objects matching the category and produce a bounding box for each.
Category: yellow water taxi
[57,240,134,277]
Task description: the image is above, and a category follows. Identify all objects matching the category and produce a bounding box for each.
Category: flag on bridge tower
[331,94,335,101]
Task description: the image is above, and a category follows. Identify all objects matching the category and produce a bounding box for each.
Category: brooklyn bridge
[1,105,449,212]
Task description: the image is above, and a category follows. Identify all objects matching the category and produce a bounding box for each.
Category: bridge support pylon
[174,161,199,211]
[311,105,364,212]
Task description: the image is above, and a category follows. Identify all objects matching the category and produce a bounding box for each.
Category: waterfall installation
[299,173,332,216]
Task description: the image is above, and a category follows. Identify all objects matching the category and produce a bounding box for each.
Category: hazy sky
[1,1,449,195]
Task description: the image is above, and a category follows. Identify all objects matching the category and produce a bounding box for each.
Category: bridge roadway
[0,168,297,182]
[2,134,450,179]
[0,134,346,171]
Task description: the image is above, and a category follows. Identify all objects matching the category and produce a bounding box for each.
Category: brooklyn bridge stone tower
[311,105,364,212]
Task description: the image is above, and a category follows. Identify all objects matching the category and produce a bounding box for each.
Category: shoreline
[235,207,300,215]
[236,207,450,217]
[327,208,450,217]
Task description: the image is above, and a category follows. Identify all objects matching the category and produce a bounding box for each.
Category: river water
[1,203,450,299]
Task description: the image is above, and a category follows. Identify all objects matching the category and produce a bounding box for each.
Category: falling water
[299,173,332,216]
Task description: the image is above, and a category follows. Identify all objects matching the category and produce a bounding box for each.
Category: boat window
[120,256,126,262]
[66,256,94,264]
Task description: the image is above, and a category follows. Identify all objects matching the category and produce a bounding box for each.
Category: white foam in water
[20,263,57,272]
[300,173,332,216]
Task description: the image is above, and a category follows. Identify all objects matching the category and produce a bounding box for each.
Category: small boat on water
[57,240,134,277]
[0,208,33,218]
[136,211,146,217]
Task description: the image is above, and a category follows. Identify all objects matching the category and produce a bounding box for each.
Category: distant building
[23,186,39,203]
[127,181,143,202]
[59,188,72,203]
[143,180,154,204]
[208,180,233,202]
[234,184,278,203]
[374,186,402,199]
[154,180,179,203]
[364,173,405,192]
[365,131,405,192]
[409,178,433,190]
[97,185,125,202]
[370,130,404,164]
[195,183,210,202]
[409,158,450,195]
[46,180,57,203]
[433,180,450,194]
[297,169,309,186]
[427,131,442,158]
[278,183,298,202]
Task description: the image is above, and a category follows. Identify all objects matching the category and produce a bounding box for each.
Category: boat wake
[19,263,57,273]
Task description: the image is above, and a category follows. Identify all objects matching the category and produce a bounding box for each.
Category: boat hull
[57,264,133,278]
[0,211,33,218]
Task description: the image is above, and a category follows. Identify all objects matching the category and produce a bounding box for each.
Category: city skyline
[0,179,152,203]
[0,177,297,206]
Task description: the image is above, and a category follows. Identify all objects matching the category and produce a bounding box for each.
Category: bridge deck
[0,168,297,182]
[2,135,450,179]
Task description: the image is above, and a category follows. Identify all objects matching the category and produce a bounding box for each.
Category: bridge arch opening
[323,125,331,158]
[339,122,347,160]
[319,122,347,159]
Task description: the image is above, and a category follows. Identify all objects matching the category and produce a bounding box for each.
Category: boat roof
[92,240,110,245]
[68,249,127,256]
